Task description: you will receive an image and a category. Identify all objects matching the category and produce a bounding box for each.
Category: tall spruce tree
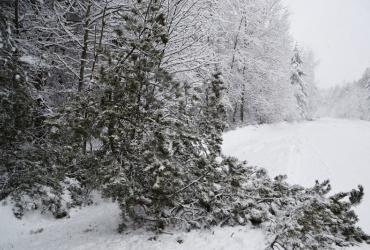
[291,46,309,120]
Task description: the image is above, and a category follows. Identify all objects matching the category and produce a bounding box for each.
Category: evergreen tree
[291,46,309,120]
[49,0,231,231]
[94,1,230,230]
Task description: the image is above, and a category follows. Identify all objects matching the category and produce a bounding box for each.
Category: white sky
[283,0,370,89]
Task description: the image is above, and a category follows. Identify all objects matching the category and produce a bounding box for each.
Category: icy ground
[1,118,370,250]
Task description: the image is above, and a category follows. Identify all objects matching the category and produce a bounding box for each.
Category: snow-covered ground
[223,118,370,236]
[0,197,265,250]
[1,118,370,250]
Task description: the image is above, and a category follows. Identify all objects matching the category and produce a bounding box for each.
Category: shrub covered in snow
[130,155,369,249]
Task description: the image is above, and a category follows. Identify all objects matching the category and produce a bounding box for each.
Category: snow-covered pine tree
[48,0,232,231]
[291,46,309,120]
[49,0,220,231]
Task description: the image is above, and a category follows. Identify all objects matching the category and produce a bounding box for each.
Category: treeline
[0,0,368,249]
[210,1,319,124]
[319,68,370,120]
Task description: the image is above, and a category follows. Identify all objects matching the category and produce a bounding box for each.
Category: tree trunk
[78,1,92,92]
[232,102,238,123]
[231,16,244,69]
[240,86,245,123]
[14,0,19,36]
[79,1,93,154]
[90,4,107,80]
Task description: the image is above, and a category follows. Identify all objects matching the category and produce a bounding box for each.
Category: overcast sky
[283,0,370,89]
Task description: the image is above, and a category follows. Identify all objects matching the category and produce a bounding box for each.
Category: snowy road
[223,118,370,235]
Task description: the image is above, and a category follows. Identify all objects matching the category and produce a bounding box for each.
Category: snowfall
[1,118,369,250]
